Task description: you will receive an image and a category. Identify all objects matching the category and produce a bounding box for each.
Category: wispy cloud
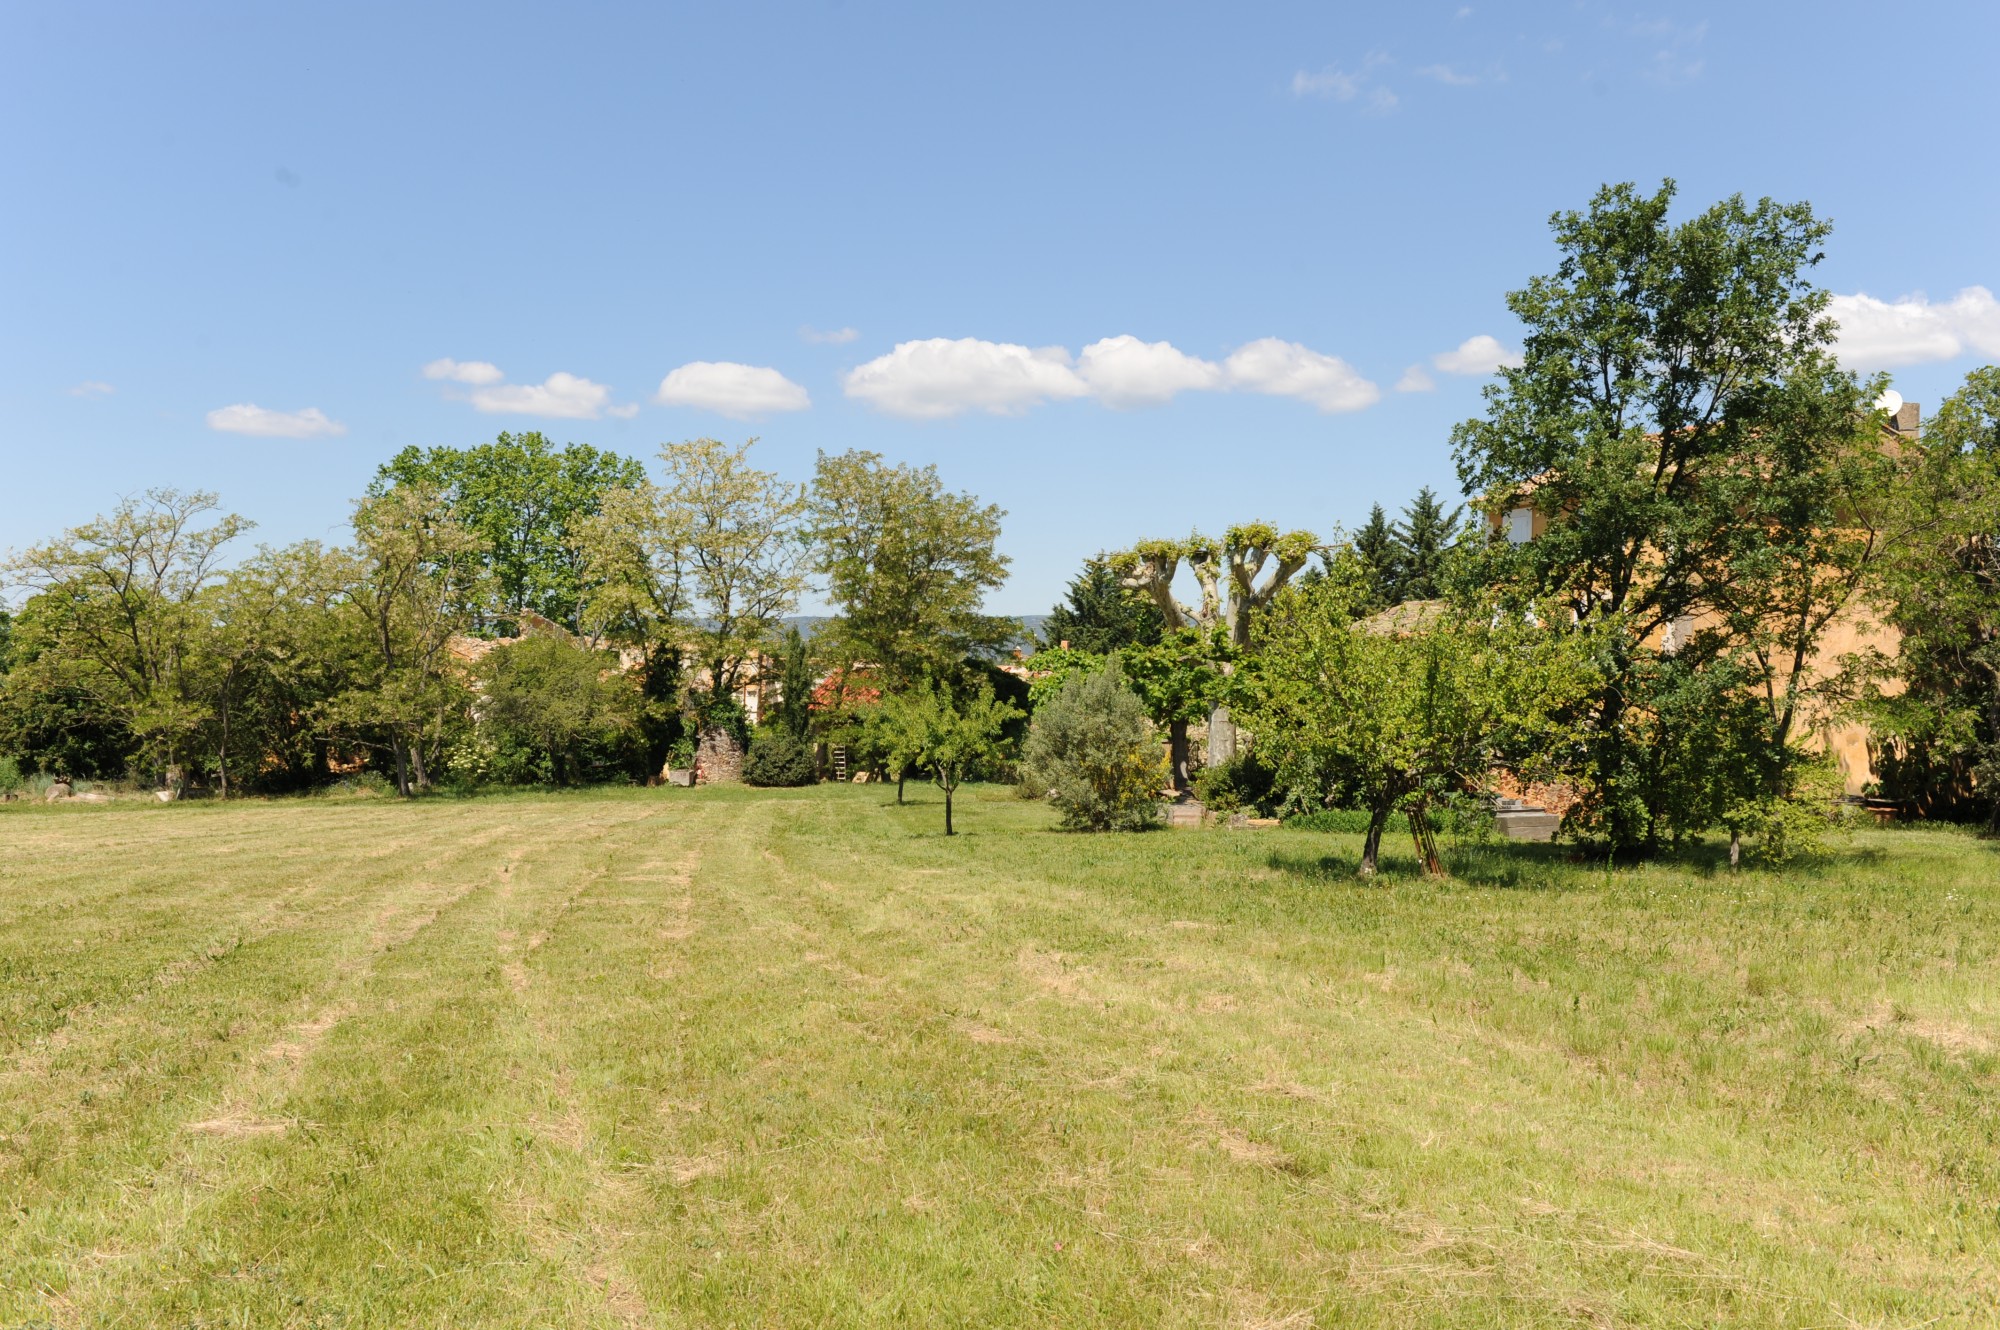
[1629,15,1707,85]
[1291,53,1398,113]
[800,325,860,345]
[206,404,346,439]
[68,380,115,397]
[422,357,504,386]
[1395,366,1436,393]
[1415,63,1482,86]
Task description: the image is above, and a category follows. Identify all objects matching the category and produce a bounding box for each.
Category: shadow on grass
[1260,830,1908,890]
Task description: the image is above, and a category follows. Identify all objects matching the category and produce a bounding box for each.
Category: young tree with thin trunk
[876,680,1020,835]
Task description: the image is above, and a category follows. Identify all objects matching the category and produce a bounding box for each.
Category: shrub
[1018,659,1164,831]
[743,726,818,787]
[1193,750,1278,814]
[0,755,23,797]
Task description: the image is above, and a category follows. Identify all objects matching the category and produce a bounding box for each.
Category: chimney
[1894,402,1921,436]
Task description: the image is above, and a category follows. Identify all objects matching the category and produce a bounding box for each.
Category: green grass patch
[3,784,1996,1325]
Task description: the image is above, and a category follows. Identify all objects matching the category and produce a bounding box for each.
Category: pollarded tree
[1111,523,1317,767]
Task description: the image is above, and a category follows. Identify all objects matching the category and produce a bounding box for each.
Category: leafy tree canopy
[372,432,643,632]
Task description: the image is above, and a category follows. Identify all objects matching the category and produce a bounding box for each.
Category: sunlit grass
[3,784,1995,1326]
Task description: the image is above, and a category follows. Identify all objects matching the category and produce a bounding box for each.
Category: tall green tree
[807,451,1014,688]
[371,432,643,632]
[1345,505,1400,609]
[330,483,491,795]
[1040,556,1163,654]
[1,489,248,785]
[1865,365,2000,828]
[1451,179,1851,852]
[577,438,810,720]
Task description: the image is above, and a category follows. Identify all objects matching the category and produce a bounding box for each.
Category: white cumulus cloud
[1829,287,2000,369]
[206,404,347,439]
[1432,334,1521,375]
[422,357,505,386]
[467,372,613,420]
[1222,338,1381,413]
[1076,335,1223,409]
[1395,365,1436,393]
[655,362,811,418]
[843,338,1088,419]
[800,325,860,345]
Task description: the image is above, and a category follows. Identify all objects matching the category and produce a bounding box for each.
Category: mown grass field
[2,784,1997,1328]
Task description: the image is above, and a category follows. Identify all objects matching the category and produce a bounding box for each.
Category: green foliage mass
[1451,179,1890,854]
[1242,567,1597,875]
[874,680,1020,834]
[1018,658,1164,831]
[1864,365,2000,829]
[371,432,643,632]
[467,635,640,787]
[743,725,819,787]
[1040,557,1163,655]
[806,450,1014,689]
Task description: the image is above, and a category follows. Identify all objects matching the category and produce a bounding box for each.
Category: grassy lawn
[2,784,1997,1327]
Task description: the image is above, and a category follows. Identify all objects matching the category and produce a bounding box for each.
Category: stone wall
[695,726,745,785]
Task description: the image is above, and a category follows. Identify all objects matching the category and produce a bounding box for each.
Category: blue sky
[5,0,1997,613]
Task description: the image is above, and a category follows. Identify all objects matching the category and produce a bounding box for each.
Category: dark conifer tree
[1390,486,1463,603]
[1041,557,1164,654]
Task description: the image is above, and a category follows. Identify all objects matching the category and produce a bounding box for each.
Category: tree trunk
[1359,805,1390,877]
[392,740,411,797]
[897,769,907,805]
[217,692,231,801]
[1206,703,1237,769]
[411,741,428,792]
[1168,719,1191,792]
[1409,800,1443,877]
[944,784,955,836]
